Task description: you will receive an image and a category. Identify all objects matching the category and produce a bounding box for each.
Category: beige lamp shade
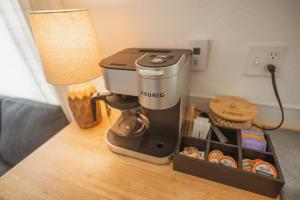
[29,9,102,85]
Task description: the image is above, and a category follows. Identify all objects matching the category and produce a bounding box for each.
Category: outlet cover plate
[244,44,288,76]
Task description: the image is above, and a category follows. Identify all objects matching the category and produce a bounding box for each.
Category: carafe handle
[90,92,111,121]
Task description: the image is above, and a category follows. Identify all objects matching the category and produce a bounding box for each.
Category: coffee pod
[243,159,255,171]
[243,167,253,172]
[208,150,224,161]
[195,151,205,160]
[219,156,237,168]
[253,161,277,178]
[180,147,205,160]
[184,147,198,154]
[253,159,263,164]
[209,156,220,164]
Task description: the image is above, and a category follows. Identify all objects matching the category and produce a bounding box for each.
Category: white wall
[40,0,300,129]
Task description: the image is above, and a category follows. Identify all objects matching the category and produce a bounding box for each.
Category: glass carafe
[91,94,149,137]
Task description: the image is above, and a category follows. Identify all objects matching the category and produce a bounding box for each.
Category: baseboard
[189,94,300,132]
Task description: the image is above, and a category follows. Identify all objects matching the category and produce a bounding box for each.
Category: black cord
[253,64,284,130]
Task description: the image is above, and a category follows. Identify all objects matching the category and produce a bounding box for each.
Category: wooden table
[0,117,278,200]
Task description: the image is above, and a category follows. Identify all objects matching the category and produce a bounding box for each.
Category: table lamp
[29,9,102,128]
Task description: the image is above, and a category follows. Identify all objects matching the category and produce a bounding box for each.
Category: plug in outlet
[244,45,288,76]
[189,39,208,71]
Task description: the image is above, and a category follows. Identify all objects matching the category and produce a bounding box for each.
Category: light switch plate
[244,44,288,76]
[189,39,208,71]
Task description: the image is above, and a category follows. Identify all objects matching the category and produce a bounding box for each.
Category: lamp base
[68,86,102,129]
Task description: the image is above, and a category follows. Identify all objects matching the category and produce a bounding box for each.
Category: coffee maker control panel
[149,54,176,64]
[149,56,167,64]
[137,53,182,68]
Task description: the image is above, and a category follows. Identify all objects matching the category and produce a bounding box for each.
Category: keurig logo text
[140,91,165,98]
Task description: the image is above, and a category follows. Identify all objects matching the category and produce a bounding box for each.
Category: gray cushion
[0,97,68,165]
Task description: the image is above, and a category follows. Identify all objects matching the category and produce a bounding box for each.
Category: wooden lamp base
[68,86,102,129]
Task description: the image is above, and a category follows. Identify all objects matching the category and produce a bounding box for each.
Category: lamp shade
[29,9,102,85]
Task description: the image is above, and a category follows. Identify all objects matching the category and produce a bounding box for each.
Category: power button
[150,57,167,64]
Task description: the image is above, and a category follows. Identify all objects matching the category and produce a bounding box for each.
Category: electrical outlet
[189,39,208,71]
[244,45,288,76]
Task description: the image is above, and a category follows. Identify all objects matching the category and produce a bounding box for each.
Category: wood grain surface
[209,96,257,121]
[0,115,279,200]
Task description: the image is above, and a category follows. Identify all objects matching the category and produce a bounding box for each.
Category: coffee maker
[92,48,191,164]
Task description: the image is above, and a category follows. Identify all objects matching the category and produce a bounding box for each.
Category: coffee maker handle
[90,92,110,121]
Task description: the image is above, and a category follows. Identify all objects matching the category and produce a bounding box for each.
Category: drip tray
[105,129,177,163]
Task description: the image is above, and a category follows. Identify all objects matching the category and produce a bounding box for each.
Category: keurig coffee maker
[91,48,191,164]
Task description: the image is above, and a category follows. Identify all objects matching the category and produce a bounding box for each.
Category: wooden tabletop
[0,117,277,200]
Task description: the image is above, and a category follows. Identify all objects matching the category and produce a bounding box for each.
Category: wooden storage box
[173,127,285,198]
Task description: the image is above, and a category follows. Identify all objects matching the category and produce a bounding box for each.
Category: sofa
[0,96,69,176]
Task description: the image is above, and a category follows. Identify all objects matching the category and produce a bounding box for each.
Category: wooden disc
[209,111,252,130]
[209,96,257,122]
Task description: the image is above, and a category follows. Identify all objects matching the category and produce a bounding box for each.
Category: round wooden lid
[209,96,257,122]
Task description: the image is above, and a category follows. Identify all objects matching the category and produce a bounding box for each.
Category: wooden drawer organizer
[173,127,285,198]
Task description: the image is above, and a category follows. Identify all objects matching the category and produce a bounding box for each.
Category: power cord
[253,64,284,130]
